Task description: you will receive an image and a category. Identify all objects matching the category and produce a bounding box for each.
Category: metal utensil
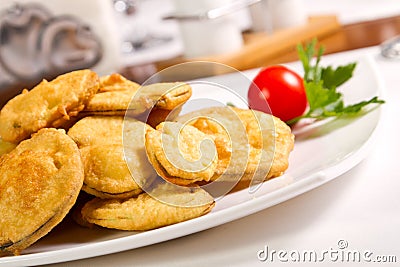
[381,35,400,59]
[121,34,173,53]
[163,0,261,21]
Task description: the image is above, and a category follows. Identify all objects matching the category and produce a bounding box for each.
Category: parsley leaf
[340,96,384,114]
[321,63,357,89]
[297,39,325,83]
[287,40,385,125]
[304,81,342,112]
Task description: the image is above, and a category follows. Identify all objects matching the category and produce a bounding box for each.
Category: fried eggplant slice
[81,183,215,231]
[85,73,141,115]
[81,143,156,199]
[84,90,153,117]
[0,69,100,143]
[0,128,84,255]
[83,81,192,117]
[176,107,294,183]
[68,116,157,198]
[145,122,218,186]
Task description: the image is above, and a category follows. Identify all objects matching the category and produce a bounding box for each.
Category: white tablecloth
[48,46,400,266]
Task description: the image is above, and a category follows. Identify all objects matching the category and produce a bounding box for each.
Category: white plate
[0,55,384,267]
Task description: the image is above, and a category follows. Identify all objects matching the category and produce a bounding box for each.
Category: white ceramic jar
[269,0,308,30]
[248,0,273,33]
[172,0,244,58]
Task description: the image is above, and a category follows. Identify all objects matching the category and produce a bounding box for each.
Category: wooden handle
[156,15,341,76]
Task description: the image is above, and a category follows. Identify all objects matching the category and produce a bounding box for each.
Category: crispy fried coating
[0,128,84,255]
[237,108,294,179]
[81,183,215,231]
[0,138,16,157]
[68,116,124,148]
[68,116,157,198]
[68,115,154,149]
[143,106,183,129]
[176,107,294,183]
[99,73,140,92]
[0,70,100,143]
[143,82,192,110]
[83,81,192,117]
[67,116,126,148]
[84,73,144,116]
[84,90,153,117]
[81,144,156,199]
[145,122,218,185]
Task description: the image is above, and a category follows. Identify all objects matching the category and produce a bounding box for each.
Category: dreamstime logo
[257,240,397,263]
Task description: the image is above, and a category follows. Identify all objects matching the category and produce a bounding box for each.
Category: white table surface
[46,46,400,266]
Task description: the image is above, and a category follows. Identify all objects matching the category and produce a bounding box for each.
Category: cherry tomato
[248,65,307,122]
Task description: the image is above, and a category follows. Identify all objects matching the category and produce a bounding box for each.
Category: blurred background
[0,0,399,106]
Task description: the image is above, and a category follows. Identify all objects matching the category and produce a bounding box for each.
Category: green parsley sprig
[287,39,384,125]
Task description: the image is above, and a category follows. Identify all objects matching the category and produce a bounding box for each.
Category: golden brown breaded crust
[67,116,125,148]
[143,106,183,129]
[83,74,143,116]
[68,116,156,148]
[68,116,157,198]
[176,107,294,183]
[145,122,218,185]
[233,108,294,179]
[0,128,84,255]
[82,185,142,200]
[0,70,99,143]
[146,82,192,110]
[186,117,232,177]
[84,90,152,116]
[83,82,192,117]
[99,73,140,92]
[0,138,16,157]
[80,144,156,199]
[81,184,215,231]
